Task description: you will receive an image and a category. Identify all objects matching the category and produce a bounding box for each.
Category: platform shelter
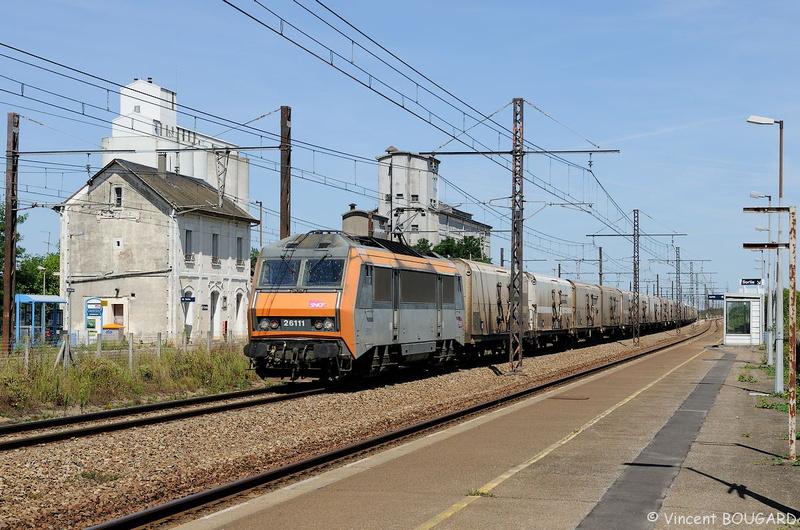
[722,292,762,346]
[14,294,67,346]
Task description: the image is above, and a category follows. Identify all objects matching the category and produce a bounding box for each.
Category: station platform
[180,329,800,530]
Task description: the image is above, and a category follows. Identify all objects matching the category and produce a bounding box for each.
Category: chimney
[147,77,153,83]
[349,203,357,211]
[158,153,167,178]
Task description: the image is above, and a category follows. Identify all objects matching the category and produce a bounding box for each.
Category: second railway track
[0,383,326,451]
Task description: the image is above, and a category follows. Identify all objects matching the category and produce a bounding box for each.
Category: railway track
[88,322,712,530]
[0,383,326,451]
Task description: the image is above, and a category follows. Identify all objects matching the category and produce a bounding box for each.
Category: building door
[210,291,220,338]
[235,292,244,337]
[182,289,194,340]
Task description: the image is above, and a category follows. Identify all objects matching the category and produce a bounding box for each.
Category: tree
[0,203,27,319]
[251,247,260,278]
[0,203,27,264]
[16,253,59,296]
[411,238,433,254]
[430,236,491,263]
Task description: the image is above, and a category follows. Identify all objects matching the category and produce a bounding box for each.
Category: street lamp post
[36,266,45,295]
[748,115,784,393]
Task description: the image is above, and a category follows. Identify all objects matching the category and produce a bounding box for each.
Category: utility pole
[255,200,263,248]
[676,247,682,328]
[588,211,685,345]
[509,98,524,373]
[743,204,796,460]
[598,246,603,285]
[633,209,640,344]
[3,113,19,355]
[417,100,615,370]
[280,106,291,239]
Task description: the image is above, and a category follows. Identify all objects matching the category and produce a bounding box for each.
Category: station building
[57,79,257,344]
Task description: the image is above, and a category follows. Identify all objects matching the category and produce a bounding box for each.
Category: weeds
[468,490,496,498]
[756,397,789,413]
[738,371,758,383]
[80,470,121,483]
[0,343,260,418]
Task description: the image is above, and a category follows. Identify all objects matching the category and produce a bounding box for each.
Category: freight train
[244,231,697,380]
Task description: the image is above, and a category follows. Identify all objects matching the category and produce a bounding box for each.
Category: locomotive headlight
[323,318,334,331]
[313,319,323,330]
[269,319,280,330]
[257,318,271,331]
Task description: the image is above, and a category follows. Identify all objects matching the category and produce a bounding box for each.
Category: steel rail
[88,323,711,530]
[0,385,297,436]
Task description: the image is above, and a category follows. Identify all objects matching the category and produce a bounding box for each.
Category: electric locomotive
[244,231,465,380]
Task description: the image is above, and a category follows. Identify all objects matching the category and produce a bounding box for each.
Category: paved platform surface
[179,326,800,530]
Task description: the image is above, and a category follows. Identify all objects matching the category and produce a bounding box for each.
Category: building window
[236,236,245,267]
[153,120,162,136]
[726,301,751,335]
[212,233,220,264]
[184,230,194,262]
[411,194,419,202]
[395,193,404,199]
[410,224,419,232]
[114,186,123,207]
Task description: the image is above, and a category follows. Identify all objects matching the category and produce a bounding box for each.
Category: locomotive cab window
[259,258,302,288]
[303,258,345,287]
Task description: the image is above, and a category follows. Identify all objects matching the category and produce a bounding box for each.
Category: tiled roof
[112,159,256,224]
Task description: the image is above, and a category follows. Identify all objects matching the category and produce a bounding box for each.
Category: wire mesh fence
[2,332,247,373]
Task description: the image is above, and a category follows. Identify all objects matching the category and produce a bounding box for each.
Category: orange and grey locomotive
[244,231,465,380]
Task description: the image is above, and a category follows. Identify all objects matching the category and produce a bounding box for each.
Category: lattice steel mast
[509,98,524,372]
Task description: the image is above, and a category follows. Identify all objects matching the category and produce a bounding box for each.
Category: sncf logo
[309,300,327,308]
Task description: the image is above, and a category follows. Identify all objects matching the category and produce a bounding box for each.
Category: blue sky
[2,0,799,300]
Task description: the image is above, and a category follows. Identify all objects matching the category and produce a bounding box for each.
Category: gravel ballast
[0,326,706,528]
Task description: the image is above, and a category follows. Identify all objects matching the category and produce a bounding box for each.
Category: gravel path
[0,326,706,529]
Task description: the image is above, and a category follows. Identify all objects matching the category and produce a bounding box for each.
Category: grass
[80,470,121,483]
[738,369,758,384]
[754,455,800,467]
[756,397,790,413]
[0,342,264,418]
[467,490,496,498]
